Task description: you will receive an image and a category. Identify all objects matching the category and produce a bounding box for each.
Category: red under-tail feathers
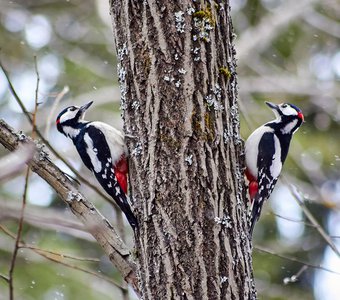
[114,155,128,194]
[245,168,258,201]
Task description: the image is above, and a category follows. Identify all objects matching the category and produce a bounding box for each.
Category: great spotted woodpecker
[56,101,137,229]
[245,101,304,234]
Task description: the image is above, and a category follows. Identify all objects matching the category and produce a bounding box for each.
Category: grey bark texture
[110,1,256,299]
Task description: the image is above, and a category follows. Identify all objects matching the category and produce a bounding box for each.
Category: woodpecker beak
[265,101,279,111]
[79,101,93,113]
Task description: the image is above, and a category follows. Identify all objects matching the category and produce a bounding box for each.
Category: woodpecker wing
[250,131,280,234]
[76,125,137,229]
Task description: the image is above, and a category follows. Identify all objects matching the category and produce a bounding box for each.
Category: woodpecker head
[56,101,93,137]
[266,101,304,134]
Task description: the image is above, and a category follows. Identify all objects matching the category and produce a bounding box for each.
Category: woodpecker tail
[115,193,138,230]
[93,171,138,230]
[249,194,262,235]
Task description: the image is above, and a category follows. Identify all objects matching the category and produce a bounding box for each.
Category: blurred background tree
[0,0,339,299]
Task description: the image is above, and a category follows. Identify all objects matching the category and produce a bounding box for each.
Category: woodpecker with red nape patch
[56,101,137,229]
[245,101,304,234]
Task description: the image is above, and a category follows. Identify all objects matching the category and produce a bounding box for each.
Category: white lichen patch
[187,7,195,15]
[185,154,193,165]
[193,14,214,42]
[205,94,224,111]
[178,68,187,75]
[220,276,228,285]
[17,132,26,141]
[214,215,232,228]
[175,80,181,88]
[117,42,128,61]
[131,100,140,111]
[191,46,201,61]
[174,11,185,33]
[223,128,231,144]
[66,191,82,202]
[131,142,142,156]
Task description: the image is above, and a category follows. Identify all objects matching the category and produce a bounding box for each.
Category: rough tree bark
[110,1,256,299]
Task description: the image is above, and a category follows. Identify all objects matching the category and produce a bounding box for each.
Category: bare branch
[0,143,35,182]
[255,245,340,277]
[0,119,140,295]
[44,86,69,138]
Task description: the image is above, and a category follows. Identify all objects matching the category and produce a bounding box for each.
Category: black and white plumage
[56,101,137,229]
[245,101,304,234]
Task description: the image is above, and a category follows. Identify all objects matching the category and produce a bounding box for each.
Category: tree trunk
[110,1,256,299]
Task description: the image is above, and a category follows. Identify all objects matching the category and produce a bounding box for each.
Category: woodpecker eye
[282,104,288,108]
[69,107,77,111]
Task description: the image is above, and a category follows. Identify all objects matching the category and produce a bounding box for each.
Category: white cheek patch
[84,133,102,173]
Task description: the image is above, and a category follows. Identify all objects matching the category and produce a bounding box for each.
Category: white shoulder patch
[245,125,274,179]
[84,132,102,173]
[87,121,127,164]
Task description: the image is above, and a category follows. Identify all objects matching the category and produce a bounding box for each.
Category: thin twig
[254,245,340,277]
[272,212,316,227]
[44,85,69,138]
[0,273,9,283]
[32,56,40,139]
[8,168,30,300]
[21,245,100,263]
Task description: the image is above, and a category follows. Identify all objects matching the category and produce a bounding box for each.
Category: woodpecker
[245,101,304,234]
[56,101,137,229]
